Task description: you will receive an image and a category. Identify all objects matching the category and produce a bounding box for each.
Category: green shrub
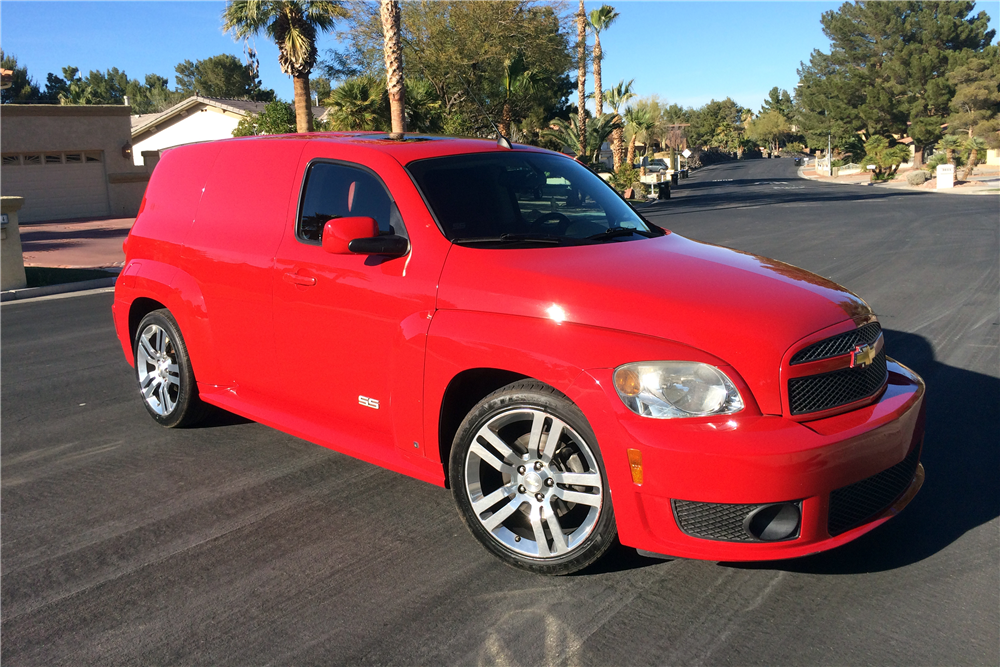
[611,164,641,193]
[232,100,295,137]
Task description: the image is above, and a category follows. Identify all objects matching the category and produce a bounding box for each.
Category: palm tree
[223,1,345,133]
[587,5,619,117]
[938,134,963,167]
[325,75,388,131]
[624,106,653,169]
[498,53,538,139]
[403,79,444,134]
[380,0,405,137]
[961,136,988,181]
[604,79,635,172]
[541,113,620,164]
[576,0,587,159]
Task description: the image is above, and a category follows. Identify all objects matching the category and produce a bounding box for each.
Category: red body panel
[113,133,926,562]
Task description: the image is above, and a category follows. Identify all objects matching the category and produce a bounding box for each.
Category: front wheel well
[438,368,526,487]
[128,297,168,354]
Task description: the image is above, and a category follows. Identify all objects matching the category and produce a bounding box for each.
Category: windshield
[406,151,660,246]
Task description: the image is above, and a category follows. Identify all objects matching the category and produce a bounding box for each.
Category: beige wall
[0,105,149,221]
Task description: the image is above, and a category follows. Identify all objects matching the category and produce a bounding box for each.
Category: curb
[796,164,999,194]
[1,276,117,303]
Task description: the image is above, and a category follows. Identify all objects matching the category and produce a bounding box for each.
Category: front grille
[791,322,882,365]
[671,500,766,542]
[828,445,921,535]
[788,349,887,415]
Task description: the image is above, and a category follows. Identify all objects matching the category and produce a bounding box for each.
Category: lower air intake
[828,445,921,535]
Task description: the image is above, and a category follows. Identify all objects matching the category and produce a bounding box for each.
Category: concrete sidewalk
[798,163,1000,195]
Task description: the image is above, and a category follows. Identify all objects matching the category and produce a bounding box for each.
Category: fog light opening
[744,503,801,541]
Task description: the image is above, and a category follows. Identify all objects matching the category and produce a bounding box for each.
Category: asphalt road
[3,159,997,666]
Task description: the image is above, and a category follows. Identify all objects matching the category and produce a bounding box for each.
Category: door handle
[283,272,317,287]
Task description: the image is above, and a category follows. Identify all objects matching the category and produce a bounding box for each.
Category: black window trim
[294,157,405,246]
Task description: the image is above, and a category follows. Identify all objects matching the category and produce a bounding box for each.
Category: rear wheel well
[438,368,526,487]
[128,297,167,356]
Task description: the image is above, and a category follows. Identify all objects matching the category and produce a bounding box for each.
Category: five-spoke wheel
[451,381,616,574]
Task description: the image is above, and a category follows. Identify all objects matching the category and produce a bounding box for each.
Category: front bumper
[571,358,925,561]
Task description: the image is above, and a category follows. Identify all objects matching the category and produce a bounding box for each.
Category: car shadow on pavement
[728,329,999,575]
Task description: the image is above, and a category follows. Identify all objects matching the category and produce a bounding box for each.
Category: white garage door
[1,151,110,222]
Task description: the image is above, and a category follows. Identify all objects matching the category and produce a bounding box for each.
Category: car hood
[436,233,870,415]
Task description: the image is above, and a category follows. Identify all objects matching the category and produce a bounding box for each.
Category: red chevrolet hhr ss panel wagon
[113,133,925,574]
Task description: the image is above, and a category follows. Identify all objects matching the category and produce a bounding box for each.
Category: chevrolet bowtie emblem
[851,343,876,368]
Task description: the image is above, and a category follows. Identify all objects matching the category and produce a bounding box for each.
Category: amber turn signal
[627,448,643,485]
[615,367,641,397]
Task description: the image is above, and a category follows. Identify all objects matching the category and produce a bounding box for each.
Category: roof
[131,95,327,137]
[221,132,552,165]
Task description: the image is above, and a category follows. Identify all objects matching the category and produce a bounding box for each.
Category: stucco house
[130,96,328,166]
[1,105,149,222]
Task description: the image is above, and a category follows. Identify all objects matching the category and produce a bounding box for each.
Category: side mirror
[323,217,378,254]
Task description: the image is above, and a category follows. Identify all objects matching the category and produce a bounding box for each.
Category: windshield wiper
[586,227,651,242]
[452,233,567,245]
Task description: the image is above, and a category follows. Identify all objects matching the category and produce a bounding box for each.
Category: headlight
[613,362,744,418]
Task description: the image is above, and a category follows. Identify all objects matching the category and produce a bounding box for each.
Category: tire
[133,309,207,428]
[450,381,617,575]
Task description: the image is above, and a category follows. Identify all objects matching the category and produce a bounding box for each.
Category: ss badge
[358,395,380,410]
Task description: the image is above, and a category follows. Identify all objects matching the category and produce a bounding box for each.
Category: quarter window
[298,162,400,243]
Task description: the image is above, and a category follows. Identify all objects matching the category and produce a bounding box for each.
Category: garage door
[1,151,110,222]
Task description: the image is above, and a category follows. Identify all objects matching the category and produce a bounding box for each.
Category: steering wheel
[531,211,573,235]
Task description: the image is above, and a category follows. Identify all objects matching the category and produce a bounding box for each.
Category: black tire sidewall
[133,309,203,428]
[450,381,617,575]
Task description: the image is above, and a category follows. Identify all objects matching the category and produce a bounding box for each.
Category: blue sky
[2,1,998,112]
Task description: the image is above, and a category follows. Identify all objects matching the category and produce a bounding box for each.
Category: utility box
[1,197,28,291]
[936,164,955,189]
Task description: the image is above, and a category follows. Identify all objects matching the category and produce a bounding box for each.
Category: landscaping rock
[906,170,931,186]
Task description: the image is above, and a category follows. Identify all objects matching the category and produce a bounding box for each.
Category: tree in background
[863,135,911,181]
[327,1,571,142]
[937,134,965,166]
[961,136,989,179]
[325,74,387,130]
[401,79,444,134]
[576,0,588,157]
[623,105,652,167]
[310,76,332,105]
[499,53,540,139]
[380,0,405,136]
[795,1,995,162]
[760,87,793,119]
[0,51,42,103]
[175,54,274,101]
[947,45,1000,144]
[223,0,346,132]
[587,4,618,117]
[323,75,443,133]
[687,97,744,150]
[541,112,619,164]
[747,110,790,154]
[232,99,297,136]
[604,79,635,171]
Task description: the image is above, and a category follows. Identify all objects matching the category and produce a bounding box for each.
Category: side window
[298,162,398,242]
